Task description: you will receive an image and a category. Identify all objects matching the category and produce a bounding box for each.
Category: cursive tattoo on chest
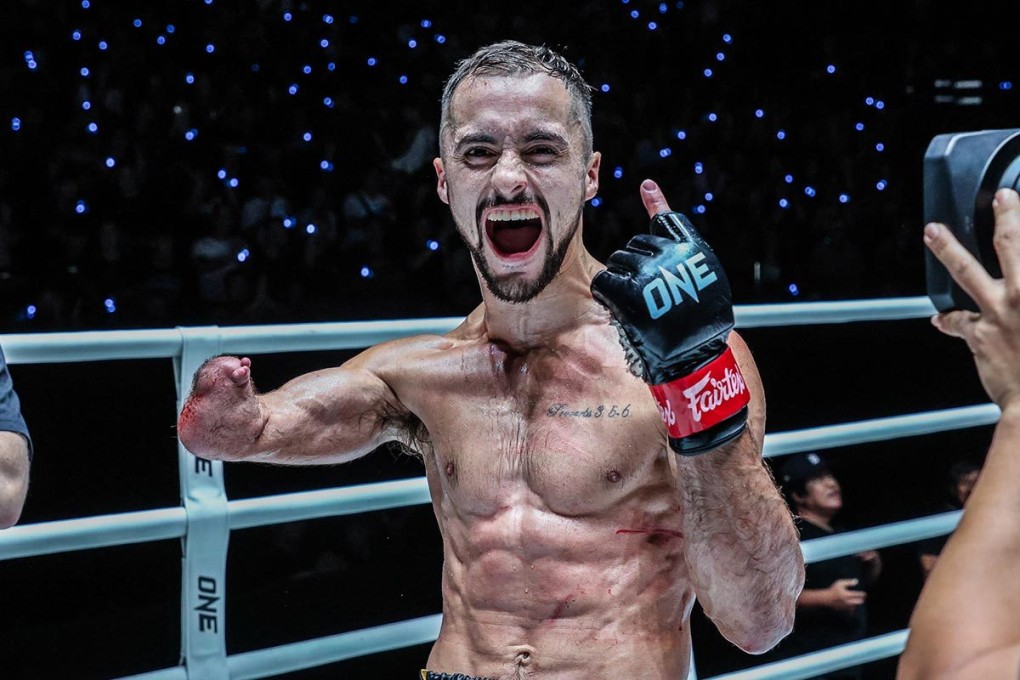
[546,403,631,419]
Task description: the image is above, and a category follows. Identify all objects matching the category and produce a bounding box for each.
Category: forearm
[0,431,30,528]
[797,588,833,610]
[900,406,1020,679]
[679,431,804,653]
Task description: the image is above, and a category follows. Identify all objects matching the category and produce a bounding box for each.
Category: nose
[491,151,528,199]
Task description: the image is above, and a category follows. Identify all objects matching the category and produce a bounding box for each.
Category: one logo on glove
[642,252,718,319]
[649,348,749,438]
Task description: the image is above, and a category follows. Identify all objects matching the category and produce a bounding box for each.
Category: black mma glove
[591,211,749,455]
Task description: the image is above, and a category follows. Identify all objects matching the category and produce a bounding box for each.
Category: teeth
[489,209,539,223]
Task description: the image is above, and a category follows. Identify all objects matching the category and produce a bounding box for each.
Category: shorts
[420,671,494,680]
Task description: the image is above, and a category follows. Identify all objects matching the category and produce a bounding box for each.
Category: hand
[925,188,1020,411]
[856,550,879,564]
[591,179,749,454]
[827,578,867,613]
[178,356,261,457]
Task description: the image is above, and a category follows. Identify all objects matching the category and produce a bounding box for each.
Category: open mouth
[484,208,543,257]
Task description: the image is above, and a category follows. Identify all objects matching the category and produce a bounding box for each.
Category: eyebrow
[522,130,569,147]
[452,129,570,152]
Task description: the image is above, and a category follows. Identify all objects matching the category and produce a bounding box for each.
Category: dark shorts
[420,671,494,680]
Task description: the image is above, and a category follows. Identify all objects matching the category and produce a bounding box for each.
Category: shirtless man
[178,41,804,680]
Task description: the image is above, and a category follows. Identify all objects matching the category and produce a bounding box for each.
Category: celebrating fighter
[178,41,804,680]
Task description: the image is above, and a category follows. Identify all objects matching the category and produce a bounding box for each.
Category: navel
[605,468,622,483]
[445,461,456,477]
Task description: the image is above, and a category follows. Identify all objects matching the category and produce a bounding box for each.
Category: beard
[462,199,583,304]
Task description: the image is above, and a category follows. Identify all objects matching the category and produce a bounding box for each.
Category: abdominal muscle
[426,491,694,679]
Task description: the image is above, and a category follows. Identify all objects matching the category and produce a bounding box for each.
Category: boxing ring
[0,295,997,680]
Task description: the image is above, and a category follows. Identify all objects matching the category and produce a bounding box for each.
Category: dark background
[0,0,1013,677]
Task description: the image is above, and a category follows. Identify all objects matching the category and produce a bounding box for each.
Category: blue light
[323,14,334,24]
[779,198,789,208]
[722,33,733,43]
[875,100,885,110]
[72,30,82,41]
[105,157,115,168]
[704,192,714,202]
[237,249,250,262]
[11,117,21,131]
[694,162,704,174]
[601,83,610,93]
[591,197,603,207]
[349,15,358,23]
[252,63,260,72]
[323,96,334,108]
[360,266,373,278]
[26,305,36,319]
[659,147,672,158]
[82,101,91,110]
[303,65,312,74]
[804,186,816,197]
[228,178,239,188]
[283,217,295,229]
[81,0,89,7]
[630,10,640,19]
[217,169,227,179]
[784,174,794,183]
[185,73,195,84]
[707,112,717,121]
[327,62,336,71]
[319,160,333,171]
[826,64,836,74]
[716,52,726,61]
[105,298,116,313]
[133,18,142,28]
[206,44,216,54]
[306,224,317,234]
[157,35,166,45]
[613,166,623,179]
[876,180,887,191]
[288,84,299,95]
[367,57,377,66]
[659,2,668,12]
[875,142,885,152]
[755,108,764,118]
[426,239,439,251]
[98,40,108,50]
[185,128,197,141]
[1000,81,1014,90]
[408,39,417,48]
[399,75,408,85]
[421,19,432,28]
[435,34,446,44]
[776,130,786,140]
[788,283,799,296]
[676,130,687,140]
[88,122,99,133]
[320,39,329,48]
[865,96,875,105]
[839,193,850,203]
[648,21,658,30]
[704,68,714,78]
[855,122,864,131]
[204,0,213,5]
[166,24,175,34]
[622,0,629,4]
[283,12,292,21]
[75,200,87,214]
[26,60,37,71]
[302,131,312,142]
[694,205,706,214]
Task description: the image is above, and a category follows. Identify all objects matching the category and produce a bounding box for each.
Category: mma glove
[591,211,749,455]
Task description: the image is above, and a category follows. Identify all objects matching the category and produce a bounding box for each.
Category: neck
[478,236,605,350]
[798,508,835,531]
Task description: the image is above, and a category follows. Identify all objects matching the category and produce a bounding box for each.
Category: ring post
[174,327,230,679]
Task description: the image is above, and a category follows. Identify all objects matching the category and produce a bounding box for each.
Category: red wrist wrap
[648,347,750,438]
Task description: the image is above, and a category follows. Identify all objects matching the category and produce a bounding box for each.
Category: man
[916,460,980,581]
[774,453,881,679]
[0,344,31,528]
[898,189,1020,679]
[178,41,803,679]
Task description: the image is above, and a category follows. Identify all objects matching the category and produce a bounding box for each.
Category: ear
[584,151,601,201]
[434,157,449,205]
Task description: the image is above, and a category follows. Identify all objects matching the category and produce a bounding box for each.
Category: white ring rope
[2,296,972,679]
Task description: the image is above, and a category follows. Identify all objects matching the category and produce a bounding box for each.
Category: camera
[924,128,1020,312]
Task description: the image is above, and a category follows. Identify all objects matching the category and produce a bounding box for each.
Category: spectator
[0,343,31,528]
[915,460,980,581]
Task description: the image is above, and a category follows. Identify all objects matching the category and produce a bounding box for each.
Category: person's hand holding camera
[925,187,1020,412]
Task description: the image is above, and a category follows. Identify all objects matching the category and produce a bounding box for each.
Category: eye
[526,146,560,163]
[462,147,497,166]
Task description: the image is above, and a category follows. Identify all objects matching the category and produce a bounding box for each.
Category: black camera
[924,128,1020,312]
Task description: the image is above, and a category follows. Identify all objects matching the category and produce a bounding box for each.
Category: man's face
[798,474,843,515]
[434,73,600,303]
[954,470,979,506]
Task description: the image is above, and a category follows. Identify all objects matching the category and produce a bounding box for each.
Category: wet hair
[439,40,594,156]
